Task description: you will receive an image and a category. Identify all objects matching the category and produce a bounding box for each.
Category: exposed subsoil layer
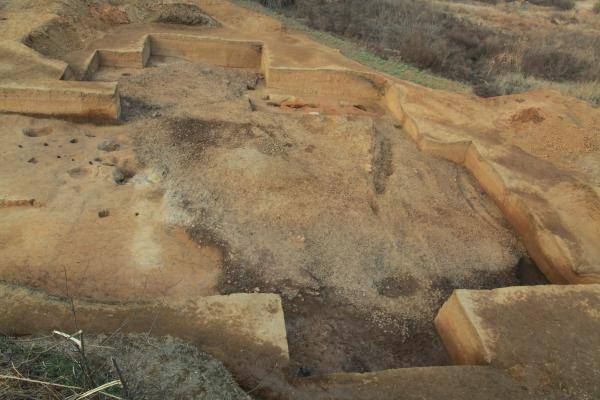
[0,53,525,376]
[126,59,524,373]
[0,0,534,381]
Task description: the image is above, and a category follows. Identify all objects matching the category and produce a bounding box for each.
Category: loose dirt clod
[98,139,120,152]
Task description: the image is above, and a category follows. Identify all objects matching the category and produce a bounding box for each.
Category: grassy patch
[495,73,600,106]
[0,336,77,382]
[0,335,120,399]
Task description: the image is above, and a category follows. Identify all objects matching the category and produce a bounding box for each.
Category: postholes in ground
[67,166,89,178]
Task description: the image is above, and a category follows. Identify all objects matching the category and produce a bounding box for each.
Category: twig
[10,360,64,399]
[53,330,83,349]
[0,374,81,390]
[69,380,121,400]
[248,97,257,111]
[98,316,132,347]
[54,330,96,389]
[62,266,79,331]
[98,391,124,400]
[111,358,132,400]
[245,362,279,395]
[79,332,97,389]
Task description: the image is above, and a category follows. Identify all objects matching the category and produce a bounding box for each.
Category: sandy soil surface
[0,52,524,375]
[3,0,597,387]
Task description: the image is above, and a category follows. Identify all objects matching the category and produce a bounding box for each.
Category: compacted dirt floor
[124,59,525,373]
[3,57,524,374]
[0,0,528,380]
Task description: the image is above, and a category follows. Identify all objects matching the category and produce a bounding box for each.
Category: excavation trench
[0,35,532,378]
[115,58,527,376]
[0,7,546,386]
[0,3,598,400]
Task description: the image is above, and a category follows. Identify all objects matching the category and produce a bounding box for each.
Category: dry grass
[0,333,123,400]
[236,0,469,92]
[529,0,575,10]
[495,73,600,106]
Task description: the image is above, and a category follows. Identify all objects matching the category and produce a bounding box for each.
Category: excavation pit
[1,1,599,399]
[1,57,525,377]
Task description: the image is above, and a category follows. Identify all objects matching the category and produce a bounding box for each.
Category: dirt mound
[511,107,545,124]
[23,1,118,59]
[150,3,220,27]
[22,1,218,60]
[89,3,130,25]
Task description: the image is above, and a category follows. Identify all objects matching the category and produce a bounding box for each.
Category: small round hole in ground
[113,167,136,185]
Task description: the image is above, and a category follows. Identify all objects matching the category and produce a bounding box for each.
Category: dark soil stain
[372,127,394,195]
[218,262,450,375]
[376,275,420,298]
[165,118,253,155]
[120,96,161,121]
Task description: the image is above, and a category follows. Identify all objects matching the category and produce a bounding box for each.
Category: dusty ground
[131,58,525,373]
[1,52,524,375]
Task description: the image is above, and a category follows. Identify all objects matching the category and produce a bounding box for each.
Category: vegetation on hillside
[244,0,600,105]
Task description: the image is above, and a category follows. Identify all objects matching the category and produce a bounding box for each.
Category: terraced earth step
[0,283,289,388]
[435,284,600,398]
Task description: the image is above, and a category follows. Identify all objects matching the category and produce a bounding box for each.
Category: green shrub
[496,74,538,95]
[495,73,600,107]
[593,0,600,13]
